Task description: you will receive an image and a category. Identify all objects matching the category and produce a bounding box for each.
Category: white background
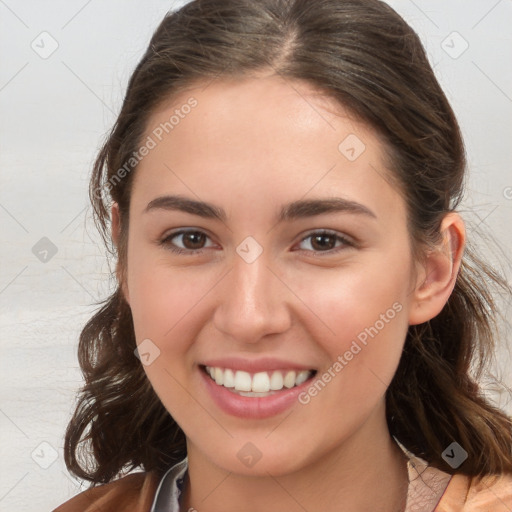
[0,1,511,510]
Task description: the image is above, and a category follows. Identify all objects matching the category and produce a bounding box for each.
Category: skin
[112,73,465,512]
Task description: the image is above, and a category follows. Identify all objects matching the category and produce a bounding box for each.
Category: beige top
[396,438,512,511]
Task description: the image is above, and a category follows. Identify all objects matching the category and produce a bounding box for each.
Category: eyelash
[159,229,355,257]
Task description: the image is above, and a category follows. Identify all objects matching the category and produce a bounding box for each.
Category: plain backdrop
[0,1,511,510]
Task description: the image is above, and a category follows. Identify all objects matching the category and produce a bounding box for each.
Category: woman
[54,0,512,510]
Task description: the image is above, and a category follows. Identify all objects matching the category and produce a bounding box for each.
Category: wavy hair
[64,0,512,487]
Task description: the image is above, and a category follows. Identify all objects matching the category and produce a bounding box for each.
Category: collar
[150,457,188,512]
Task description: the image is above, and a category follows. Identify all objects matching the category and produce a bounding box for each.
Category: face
[120,74,423,477]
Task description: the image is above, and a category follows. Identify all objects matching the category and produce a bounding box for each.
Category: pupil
[312,234,334,250]
[185,232,205,249]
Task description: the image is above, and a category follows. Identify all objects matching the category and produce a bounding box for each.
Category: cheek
[126,252,213,425]
[126,243,218,341]
[291,260,410,411]
[292,256,410,347]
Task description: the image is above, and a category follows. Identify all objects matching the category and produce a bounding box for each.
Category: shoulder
[52,470,161,512]
[436,472,512,511]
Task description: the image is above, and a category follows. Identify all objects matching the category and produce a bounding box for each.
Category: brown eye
[297,230,354,255]
[180,231,207,250]
[310,233,337,251]
[160,230,214,254]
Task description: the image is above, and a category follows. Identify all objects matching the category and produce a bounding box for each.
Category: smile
[204,366,315,396]
[199,363,318,418]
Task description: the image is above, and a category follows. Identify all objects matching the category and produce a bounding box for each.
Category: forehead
[147,74,359,154]
[131,74,405,223]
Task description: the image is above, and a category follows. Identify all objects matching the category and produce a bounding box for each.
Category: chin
[199,439,313,477]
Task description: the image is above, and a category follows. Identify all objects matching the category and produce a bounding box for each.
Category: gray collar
[150,457,188,512]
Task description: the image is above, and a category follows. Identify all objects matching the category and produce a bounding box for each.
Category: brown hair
[64,0,512,487]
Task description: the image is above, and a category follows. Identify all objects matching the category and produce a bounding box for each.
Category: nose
[212,250,291,344]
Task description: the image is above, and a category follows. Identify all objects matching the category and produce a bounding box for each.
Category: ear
[408,212,465,326]
[111,202,130,304]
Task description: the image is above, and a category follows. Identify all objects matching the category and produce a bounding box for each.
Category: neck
[180,402,409,512]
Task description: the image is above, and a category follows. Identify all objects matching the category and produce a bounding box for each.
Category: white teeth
[252,372,270,393]
[234,370,252,391]
[204,366,314,393]
[236,390,278,397]
[283,371,296,388]
[295,370,310,386]
[214,367,224,385]
[223,368,235,388]
[269,371,284,390]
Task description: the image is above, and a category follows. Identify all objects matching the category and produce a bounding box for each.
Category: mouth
[200,364,318,397]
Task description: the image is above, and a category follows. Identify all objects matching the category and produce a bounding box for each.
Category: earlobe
[111,202,130,304]
[408,213,466,326]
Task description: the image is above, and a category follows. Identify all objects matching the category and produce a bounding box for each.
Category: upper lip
[200,357,316,374]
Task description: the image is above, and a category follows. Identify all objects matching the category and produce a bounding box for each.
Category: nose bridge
[213,247,290,342]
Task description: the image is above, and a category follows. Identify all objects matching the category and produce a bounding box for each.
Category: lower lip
[199,366,315,419]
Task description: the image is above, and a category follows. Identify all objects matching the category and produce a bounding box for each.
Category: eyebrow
[144,194,377,222]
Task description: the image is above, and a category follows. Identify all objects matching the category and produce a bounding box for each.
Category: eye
[295,230,354,255]
[160,229,215,255]
[159,229,355,256]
